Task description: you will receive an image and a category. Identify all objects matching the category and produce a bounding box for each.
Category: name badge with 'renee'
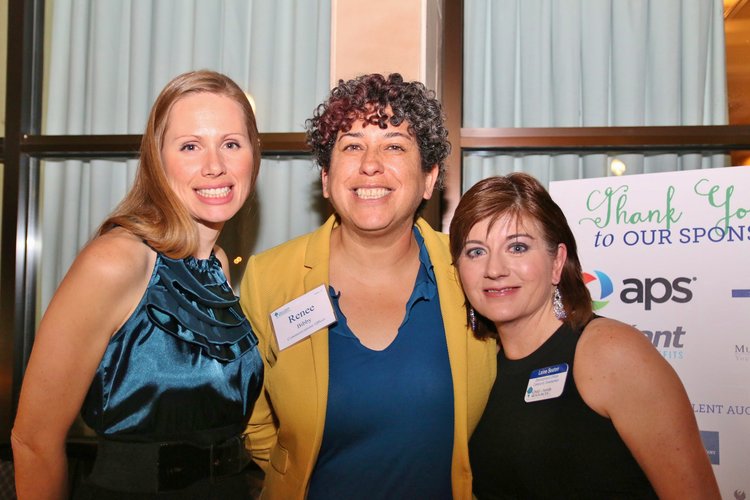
[270,284,336,350]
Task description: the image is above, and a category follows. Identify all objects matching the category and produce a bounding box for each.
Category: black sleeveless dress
[469,321,657,499]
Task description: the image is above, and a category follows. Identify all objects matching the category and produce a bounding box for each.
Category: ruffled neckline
[182,252,222,273]
[144,253,258,361]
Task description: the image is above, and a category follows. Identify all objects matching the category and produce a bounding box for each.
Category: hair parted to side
[305,73,450,189]
[97,70,261,258]
[449,173,593,339]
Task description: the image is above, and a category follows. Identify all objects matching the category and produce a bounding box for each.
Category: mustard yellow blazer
[240,215,496,500]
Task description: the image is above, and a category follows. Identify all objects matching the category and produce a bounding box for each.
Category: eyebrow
[506,233,534,240]
[463,239,486,247]
[337,130,412,141]
[168,132,248,140]
[463,233,534,246]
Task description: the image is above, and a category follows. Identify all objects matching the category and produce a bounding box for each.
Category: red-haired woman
[450,173,719,499]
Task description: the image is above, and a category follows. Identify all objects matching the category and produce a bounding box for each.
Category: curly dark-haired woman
[239,73,496,499]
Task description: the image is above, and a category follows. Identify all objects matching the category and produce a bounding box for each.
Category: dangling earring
[468,307,478,332]
[553,286,567,320]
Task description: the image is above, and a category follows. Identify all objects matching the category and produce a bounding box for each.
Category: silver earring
[553,286,567,320]
[468,307,478,332]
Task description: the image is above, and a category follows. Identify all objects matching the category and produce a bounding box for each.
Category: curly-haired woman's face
[322,116,438,236]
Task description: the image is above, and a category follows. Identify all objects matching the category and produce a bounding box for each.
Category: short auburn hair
[449,173,593,339]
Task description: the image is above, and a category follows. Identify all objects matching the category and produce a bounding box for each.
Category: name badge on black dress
[525,363,569,403]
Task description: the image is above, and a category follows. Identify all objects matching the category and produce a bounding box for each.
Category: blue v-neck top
[308,229,454,499]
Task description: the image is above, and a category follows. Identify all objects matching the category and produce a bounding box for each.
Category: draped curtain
[462,0,728,190]
[40,0,331,310]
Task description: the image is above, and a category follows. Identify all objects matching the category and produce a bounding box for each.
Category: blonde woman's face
[160,92,254,231]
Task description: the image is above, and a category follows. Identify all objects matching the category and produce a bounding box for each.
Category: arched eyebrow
[337,131,363,141]
[506,233,534,240]
[383,131,412,139]
[463,239,486,246]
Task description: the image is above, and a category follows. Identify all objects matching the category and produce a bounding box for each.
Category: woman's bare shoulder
[574,316,670,416]
[578,316,651,354]
[73,228,155,287]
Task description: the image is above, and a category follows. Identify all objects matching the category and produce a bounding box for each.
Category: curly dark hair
[305,73,451,189]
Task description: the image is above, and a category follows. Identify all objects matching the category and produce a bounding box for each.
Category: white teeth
[355,187,390,199]
[197,187,231,198]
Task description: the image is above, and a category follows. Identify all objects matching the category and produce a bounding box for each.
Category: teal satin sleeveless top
[81,251,263,443]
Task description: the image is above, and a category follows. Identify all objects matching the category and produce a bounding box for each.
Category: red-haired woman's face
[456,215,566,335]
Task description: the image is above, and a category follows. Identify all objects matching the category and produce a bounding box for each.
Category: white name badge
[270,284,337,350]
[524,363,569,403]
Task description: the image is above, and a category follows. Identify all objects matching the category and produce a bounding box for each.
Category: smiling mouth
[196,186,231,198]
[485,287,517,294]
[355,187,391,199]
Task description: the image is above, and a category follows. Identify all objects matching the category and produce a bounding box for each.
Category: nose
[359,147,384,176]
[202,147,226,177]
[484,252,508,279]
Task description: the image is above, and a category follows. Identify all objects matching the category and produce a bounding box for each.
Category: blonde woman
[13,70,264,498]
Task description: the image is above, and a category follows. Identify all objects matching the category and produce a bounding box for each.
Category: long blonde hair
[97,70,261,258]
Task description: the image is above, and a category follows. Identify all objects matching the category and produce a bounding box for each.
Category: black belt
[87,434,250,492]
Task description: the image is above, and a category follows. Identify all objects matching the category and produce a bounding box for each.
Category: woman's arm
[575,317,720,500]
[239,253,279,470]
[244,385,279,470]
[12,232,153,499]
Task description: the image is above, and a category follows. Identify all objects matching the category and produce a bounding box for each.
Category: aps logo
[583,270,696,311]
[583,270,613,310]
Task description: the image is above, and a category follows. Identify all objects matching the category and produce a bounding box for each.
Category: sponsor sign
[550,167,750,497]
